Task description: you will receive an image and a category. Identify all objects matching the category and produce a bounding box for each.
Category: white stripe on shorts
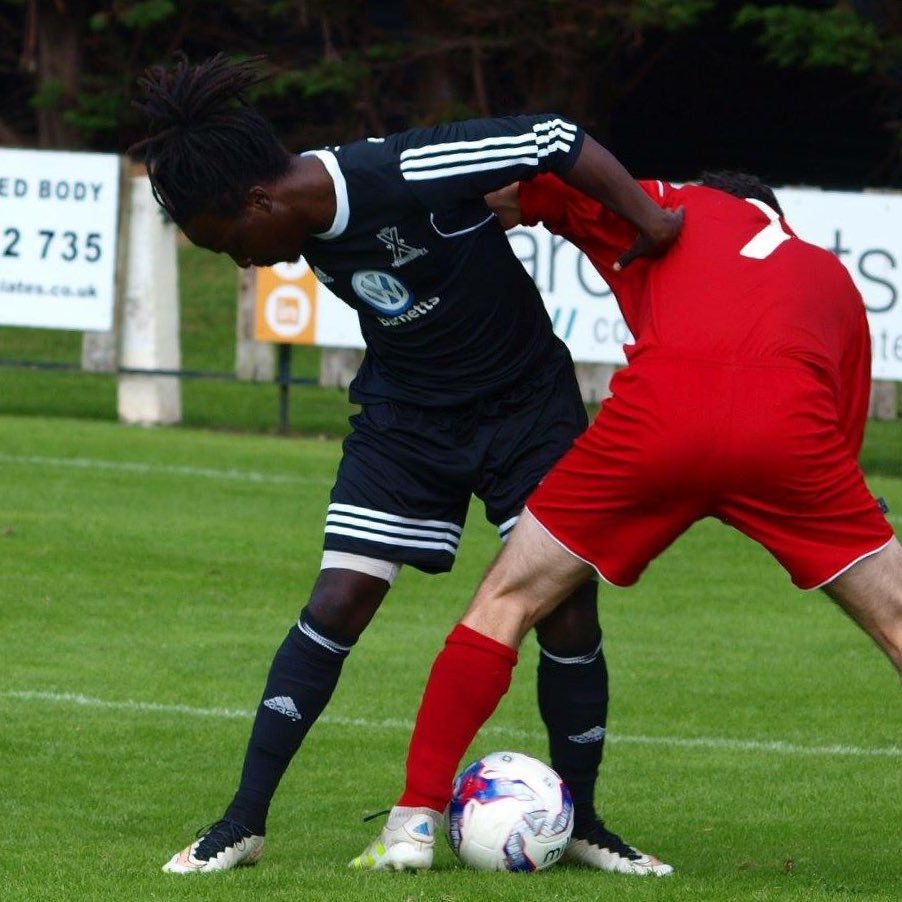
[498,514,519,542]
[325,503,462,555]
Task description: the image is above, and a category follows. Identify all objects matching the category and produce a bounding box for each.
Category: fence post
[574,363,615,405]
[117,175,182,425]
[277,343,293,433]
[869,381,898,420]
[235,266,275,381]
[320,348,364,389]
[81,156,131,373]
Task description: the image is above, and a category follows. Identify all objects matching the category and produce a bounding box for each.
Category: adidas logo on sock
[263,695,302,721]
[567,725,606,744]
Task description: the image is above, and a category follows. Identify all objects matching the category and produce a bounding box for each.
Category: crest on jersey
[351,270,412,315]
[376,226,427,268]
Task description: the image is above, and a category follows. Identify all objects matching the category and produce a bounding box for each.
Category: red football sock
[399,623,518,812]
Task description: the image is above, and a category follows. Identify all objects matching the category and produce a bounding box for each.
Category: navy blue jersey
[299,115,584,406]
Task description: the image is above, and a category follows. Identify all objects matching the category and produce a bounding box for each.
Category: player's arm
[564,136,681,269]
[395,114,681,267]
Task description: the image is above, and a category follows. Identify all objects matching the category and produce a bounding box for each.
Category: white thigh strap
[320,550,401,585]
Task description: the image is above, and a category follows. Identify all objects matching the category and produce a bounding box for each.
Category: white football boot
[565,821,674,876]
[348,806,439,871]
[162,819,265,873]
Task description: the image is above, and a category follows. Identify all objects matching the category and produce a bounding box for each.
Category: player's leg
[165,401,470,873]
[474,362,613,831]
[535,583,673,875]
[822,536,902,678]
[222,566,393,830]
[163,564,394,874]
[477,357,672,875]
[534,582,608,836]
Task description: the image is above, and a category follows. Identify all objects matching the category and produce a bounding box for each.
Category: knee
[534,581,600,656]
[462,590,536,648]
[304,568,391,643]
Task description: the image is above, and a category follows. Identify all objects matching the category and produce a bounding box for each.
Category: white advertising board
[0,148,121,331]
[259,185,902,380]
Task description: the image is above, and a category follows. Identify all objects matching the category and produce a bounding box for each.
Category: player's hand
[614,206,684,271]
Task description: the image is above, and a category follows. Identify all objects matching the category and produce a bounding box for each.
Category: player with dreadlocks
[131,52,682,875]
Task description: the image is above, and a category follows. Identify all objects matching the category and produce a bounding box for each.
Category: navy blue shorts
[323,358,588,573]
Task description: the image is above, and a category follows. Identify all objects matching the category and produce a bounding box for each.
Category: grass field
[2,413,900,902]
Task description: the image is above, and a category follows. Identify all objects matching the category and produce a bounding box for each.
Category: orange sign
[254,260,319,344]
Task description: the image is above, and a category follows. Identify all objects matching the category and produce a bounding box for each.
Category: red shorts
[527,356,893,589]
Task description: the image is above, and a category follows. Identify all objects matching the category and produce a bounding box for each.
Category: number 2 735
[2,227,103,262]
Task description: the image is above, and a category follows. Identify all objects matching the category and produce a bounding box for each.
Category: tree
[0,0,897,185]
[0,0,716,149]
[736,1,901,184]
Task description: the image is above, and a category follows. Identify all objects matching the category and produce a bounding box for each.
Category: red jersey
[519,174,873,455]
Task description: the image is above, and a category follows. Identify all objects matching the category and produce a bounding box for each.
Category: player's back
[639,184,865,377]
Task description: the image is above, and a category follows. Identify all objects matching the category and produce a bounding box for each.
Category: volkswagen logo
[351,270,412,315]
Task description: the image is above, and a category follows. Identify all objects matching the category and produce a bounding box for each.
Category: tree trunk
[27,0,86,148]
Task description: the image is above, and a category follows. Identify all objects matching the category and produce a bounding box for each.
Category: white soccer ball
[445,750,574,872]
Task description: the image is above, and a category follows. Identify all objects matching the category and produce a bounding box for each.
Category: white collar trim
[303,150,349,239]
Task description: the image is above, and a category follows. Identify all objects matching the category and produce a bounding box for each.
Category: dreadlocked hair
[129,52,292,225]
[699,170,783,217]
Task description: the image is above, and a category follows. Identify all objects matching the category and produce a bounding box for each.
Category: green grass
[1,414,900,901]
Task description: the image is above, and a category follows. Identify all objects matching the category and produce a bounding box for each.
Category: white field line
[0,452,331,486]
[2,689,900,759]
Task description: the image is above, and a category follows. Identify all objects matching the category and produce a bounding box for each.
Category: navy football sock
[224,609,354,834]
[537,638,609,835]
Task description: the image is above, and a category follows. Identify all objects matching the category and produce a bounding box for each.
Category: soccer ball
[445,751,573,872]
